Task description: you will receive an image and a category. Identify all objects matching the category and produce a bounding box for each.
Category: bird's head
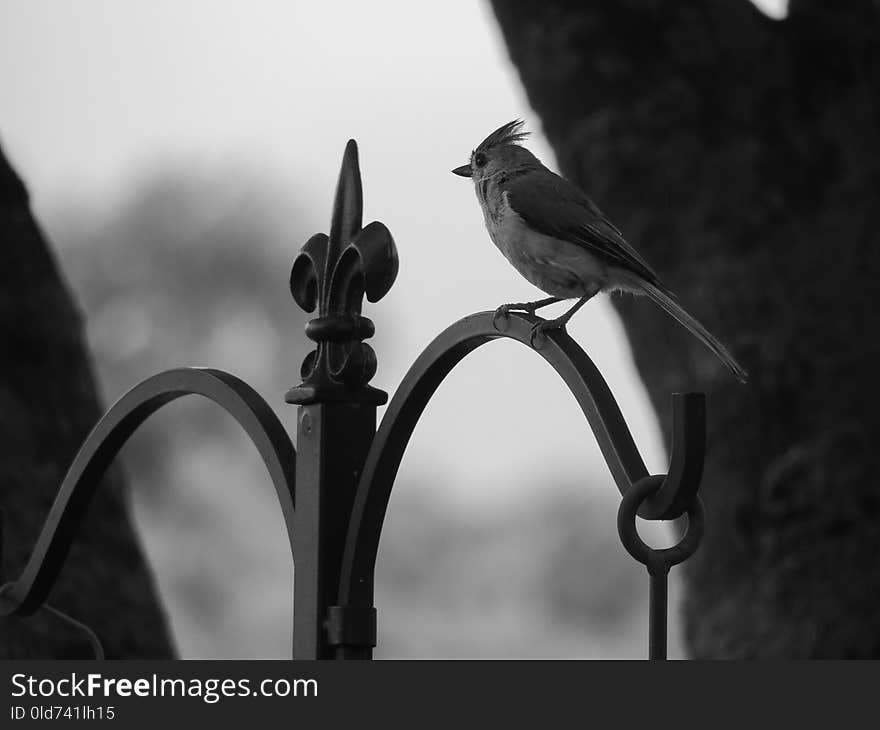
[452,119,540,185]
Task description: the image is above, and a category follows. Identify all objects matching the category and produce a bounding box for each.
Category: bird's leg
[493,296,561,328]
[529,291,596,348]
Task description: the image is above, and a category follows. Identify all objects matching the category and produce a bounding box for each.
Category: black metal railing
[0,140,705,660]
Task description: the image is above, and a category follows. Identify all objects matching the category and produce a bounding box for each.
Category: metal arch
[0,367,297,617]
[336,310,705,619]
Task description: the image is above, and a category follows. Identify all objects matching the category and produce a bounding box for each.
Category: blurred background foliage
[48,165,673,658]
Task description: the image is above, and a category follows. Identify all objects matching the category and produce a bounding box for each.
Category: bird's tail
[633,279,748,383]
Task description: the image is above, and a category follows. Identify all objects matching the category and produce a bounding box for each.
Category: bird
[452,119,748,383]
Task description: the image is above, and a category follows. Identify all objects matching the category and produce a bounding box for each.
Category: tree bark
[491,0,880,657]
[0,146,174,657]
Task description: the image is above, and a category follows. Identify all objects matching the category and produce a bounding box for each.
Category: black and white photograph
[0,0,877,721]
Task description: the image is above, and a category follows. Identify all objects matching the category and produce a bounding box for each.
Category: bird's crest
[477,119,529,151]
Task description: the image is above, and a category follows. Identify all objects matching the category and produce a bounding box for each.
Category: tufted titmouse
[453,120,747,383]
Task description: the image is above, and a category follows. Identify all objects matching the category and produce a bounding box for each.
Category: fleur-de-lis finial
[286,140,398,405]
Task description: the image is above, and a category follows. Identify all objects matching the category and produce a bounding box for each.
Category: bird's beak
[451,164,472,178]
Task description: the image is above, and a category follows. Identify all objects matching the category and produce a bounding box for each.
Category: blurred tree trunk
[491,0,880,657]
[0,146,174,657]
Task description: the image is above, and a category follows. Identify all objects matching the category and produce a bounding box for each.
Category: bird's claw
[493,303,527,330]
[529,322,547,350]
[492,305,510,330]
[529,320,559,348]
[494,303,568,345]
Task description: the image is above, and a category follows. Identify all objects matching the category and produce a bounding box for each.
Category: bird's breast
[484,191,610,298]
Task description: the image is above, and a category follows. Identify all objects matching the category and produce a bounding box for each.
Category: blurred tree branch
[0,145,174,657]
[491,0,880,657]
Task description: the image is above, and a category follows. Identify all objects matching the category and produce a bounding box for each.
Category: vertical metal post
[287,140,398,659]
[648,568,668,661]
[292,403,376,658]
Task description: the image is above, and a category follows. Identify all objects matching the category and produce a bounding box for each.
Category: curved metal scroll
[337,311,704,621]
[0,368,297,617]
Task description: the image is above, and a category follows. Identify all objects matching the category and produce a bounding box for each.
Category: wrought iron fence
[0,140,706,660]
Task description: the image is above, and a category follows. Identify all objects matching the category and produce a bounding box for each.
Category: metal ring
[617,476,704,573]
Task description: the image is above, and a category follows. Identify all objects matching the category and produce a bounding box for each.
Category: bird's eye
[474,152,487,168]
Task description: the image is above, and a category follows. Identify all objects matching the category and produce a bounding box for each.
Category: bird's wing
[506,171,662,286]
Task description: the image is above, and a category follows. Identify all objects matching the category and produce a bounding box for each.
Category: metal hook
[333,311,709,658]
[636,392,706,521]
[0,368,297,620]
[40,604,105,660]
[0,581,104,659]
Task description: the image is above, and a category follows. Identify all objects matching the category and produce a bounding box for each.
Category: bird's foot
[529,317,567,348]
[493,298,560,330]
[493,303,525,329]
